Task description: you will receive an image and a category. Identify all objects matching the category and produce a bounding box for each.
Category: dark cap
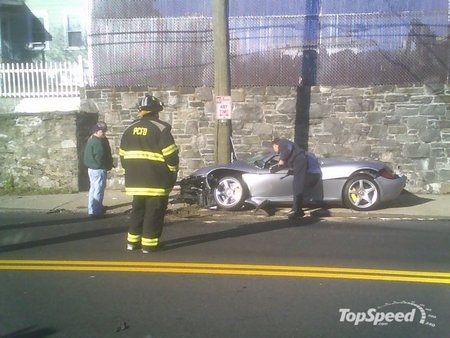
[91,123,107,134]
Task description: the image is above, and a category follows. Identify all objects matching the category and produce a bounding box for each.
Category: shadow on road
[0,325,57,338]
[0,214,123,232]
[160,217,320,251]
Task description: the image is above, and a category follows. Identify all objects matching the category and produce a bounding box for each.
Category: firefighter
[119,95,179,253]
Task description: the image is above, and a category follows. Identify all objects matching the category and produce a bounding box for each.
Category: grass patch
[0,175,77,196]
[0,188,76,196]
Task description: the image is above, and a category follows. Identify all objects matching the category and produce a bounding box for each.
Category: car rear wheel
[343,174,380,211]
[213,176,247,210]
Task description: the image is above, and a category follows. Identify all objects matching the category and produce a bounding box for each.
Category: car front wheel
[343,174,380,211]
[213,176,247,210]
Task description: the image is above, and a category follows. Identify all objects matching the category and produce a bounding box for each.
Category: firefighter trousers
[128,195,169,245]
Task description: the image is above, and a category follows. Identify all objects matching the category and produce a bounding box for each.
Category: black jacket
[119,115,179,196]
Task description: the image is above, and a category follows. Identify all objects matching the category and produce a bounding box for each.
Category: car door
[242,154,294,202]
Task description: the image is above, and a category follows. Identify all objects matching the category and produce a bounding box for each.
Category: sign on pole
[216,95,232,119]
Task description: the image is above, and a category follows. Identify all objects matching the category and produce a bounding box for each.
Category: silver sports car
[177,151,407,211]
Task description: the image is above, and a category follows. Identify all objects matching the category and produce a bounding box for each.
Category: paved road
[0,210,449,337]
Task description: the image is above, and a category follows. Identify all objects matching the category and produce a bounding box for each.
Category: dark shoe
[127,243,141,251]
[287,209,305,220]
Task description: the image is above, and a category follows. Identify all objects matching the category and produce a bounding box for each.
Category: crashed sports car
[177,151,407,211]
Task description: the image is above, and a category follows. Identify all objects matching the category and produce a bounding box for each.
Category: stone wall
[1,84,449,194]
[84,84,449,194]
[0,112,80,191]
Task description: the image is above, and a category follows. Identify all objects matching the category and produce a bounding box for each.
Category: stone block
[252,123,273,136]
[275,98,296,114]
[185,120,199,134]
[332,87,366,96]
[79,99,99,114]
[231,89,245,102]
[434,95,450,104]
[410,96,433,104]
[177,87,196,95]
[394,86,424,95]
[310,103,331,119]
[246,87,266,95]
[85,90,102,99]
[189,101,205,108]
[407,116,427,130]
[266,86,292,96]
[395,105,420,117]
[440,129,450,142]
[440,182,450,194]
[413,158,436,171]
[371,85,395,94]
[419,127,441,143]
[368,125,388,139]
[365,112,384,124]
[351,144,372,157]
[196,87,213,101]
[233,103,263,122]
[388,125,407,135]
[431,147,446,158]
[419,104,446,117]
[403,143,431,158]
[319,86,333,94]
[385,94,410,102]
[438,169,450,182]
[424,83,445,95]
[180,149,201,158]
[327,96,346,104]
[186,159,204,170]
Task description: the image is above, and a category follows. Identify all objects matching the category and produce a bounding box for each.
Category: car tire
[343,174,380,211]
[213,176,247,210]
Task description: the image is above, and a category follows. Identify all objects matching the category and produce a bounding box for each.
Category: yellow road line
[0,260,449,285]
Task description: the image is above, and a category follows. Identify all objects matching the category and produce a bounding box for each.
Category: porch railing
[0,56,84,98]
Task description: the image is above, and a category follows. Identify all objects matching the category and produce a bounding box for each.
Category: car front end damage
[177,175,214,207]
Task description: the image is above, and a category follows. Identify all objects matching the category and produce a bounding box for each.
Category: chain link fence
[88,0,449,87]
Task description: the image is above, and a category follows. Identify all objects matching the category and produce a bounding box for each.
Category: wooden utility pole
[212,0,232,164]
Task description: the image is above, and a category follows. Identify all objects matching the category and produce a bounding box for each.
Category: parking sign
[216,96,232,119]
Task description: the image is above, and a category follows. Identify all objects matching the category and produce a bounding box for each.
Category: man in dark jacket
[271,138,307,219]
[119,95,179,253]
[83,122,113,218]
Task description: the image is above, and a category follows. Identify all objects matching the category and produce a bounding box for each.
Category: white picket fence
[0,56,84,98]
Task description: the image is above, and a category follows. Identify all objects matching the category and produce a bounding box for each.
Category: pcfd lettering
[133,127,148,136]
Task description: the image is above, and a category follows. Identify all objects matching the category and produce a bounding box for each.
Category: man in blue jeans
[83,122,113,218]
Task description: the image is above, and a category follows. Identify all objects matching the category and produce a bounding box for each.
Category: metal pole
[212,0,232,164]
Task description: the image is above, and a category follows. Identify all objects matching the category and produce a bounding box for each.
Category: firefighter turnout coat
[119,115,179,196]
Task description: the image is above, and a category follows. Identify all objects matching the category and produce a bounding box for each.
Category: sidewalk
[0,189,449,220]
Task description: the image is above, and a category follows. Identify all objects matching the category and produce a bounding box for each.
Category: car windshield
[245,151,275,168]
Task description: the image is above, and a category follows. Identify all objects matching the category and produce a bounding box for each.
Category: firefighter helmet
[138,95,164,113]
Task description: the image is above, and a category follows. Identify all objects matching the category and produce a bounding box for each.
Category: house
[20,0,88,63]
[0,0,51,63]
[0,0,87,64]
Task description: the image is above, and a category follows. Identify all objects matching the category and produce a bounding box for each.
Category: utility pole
[212,0,232,164]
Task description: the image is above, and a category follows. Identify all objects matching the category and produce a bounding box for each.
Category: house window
[66,14,84,48]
